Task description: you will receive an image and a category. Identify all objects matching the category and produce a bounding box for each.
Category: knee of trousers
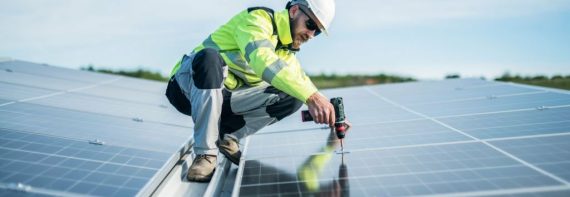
[266,93,303,120]
[192,48,226,89]
[165,77,192,116]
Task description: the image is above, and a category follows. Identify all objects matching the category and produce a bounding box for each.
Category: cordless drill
[301,97,347,149]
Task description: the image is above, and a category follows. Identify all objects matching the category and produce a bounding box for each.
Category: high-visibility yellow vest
[170,7,318,103]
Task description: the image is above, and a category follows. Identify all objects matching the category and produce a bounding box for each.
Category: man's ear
[289,5,299,18]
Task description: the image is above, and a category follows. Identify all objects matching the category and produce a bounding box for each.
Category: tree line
[81,65,569,90]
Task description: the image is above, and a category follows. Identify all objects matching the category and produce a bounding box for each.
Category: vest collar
[275,10,293,46]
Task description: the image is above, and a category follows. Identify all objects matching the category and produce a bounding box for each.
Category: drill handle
[301,110,313,122]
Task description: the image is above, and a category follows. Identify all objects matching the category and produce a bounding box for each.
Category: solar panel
[247,120,471,159]
[0,103,190,152]
[233,79,570,196]
[25,92,187,127]
[0,60,193,196]
[0,71,93,91]
[0,129,165,196]
[0,82,56,101]
[407,92,570,117]
[0,61,116,83]
[4,59,570,196]
[440,107,570,139]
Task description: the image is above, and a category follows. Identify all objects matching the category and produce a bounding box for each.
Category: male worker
[166,0,348,182]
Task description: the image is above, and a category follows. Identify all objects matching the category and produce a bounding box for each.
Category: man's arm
[235,10,336,126]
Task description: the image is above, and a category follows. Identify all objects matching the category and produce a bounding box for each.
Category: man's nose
[307,30,316,39]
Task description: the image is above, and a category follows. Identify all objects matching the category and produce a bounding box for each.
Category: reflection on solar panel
[0,60,193,196]
[233,78,570,196]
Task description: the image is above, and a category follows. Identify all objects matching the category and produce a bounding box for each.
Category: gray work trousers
[165,48,303,155]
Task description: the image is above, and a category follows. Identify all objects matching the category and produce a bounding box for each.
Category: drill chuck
[335,123,346,139]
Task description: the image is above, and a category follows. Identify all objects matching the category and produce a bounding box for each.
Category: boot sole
[187,176,213,182]
[187,170,215,182]
[220,148,240,165]
[217,141,241,165]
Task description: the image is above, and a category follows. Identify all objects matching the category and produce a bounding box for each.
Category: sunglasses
[299,8,321,36]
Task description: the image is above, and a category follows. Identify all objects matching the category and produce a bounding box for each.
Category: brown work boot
[217,135,241,165]
[186,154,217,182]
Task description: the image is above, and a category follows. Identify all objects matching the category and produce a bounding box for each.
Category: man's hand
[306,92,335,128]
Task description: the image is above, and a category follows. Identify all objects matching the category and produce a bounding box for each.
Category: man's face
[289,5,321,49]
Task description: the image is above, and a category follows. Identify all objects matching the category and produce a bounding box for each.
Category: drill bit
[340,139,344,152]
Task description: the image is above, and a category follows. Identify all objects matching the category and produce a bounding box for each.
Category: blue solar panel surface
[0,60,193,196]
[235,78,570,196]
[3,60,570,196]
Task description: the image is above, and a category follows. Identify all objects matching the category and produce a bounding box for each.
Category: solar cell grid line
[0,85,169,114]
[246,119,473,159]
[1,150,137,195]
[418,185,570,197]
[367,78,489,93]
[328,139,477,155]
[24,93,168,122]
[406,92,570,117]
[365,87,570,187]
[489,135,570,182]
[0,82,57,101]
[0,130,171,196]
[1,63,165,96]
[1,131,177,167]
[498,80,570,96]
[401,90,547,106]
[232,84,568,195]
[105,77,168,93]
[260,109,419,133]
[0,182,95,197]
[0,76,122,108]
[1,100,191,131]
[0,130,169,170]
[370,81,538,105]
[437,106,570,139]
[484,132,570,143]
[237,142,563,196]
[433,104,570,119]
[0,106,191,153]
[0,60,116,84]
[71,85,168,106]
[0,101,16,107]
[0,129,173,170]
[0,68,94,91]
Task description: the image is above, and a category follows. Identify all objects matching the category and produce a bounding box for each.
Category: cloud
[336,0,570,29]
[0,1,281,47]
[0,1,285,70]
[1,0,568,77]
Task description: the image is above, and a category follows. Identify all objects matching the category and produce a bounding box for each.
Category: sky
[1,0,569,80]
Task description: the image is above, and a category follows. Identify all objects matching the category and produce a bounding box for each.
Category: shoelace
[225,137,242,147]
[196,154,214,164]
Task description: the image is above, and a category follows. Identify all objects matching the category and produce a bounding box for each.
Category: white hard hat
[290,0,336,35]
